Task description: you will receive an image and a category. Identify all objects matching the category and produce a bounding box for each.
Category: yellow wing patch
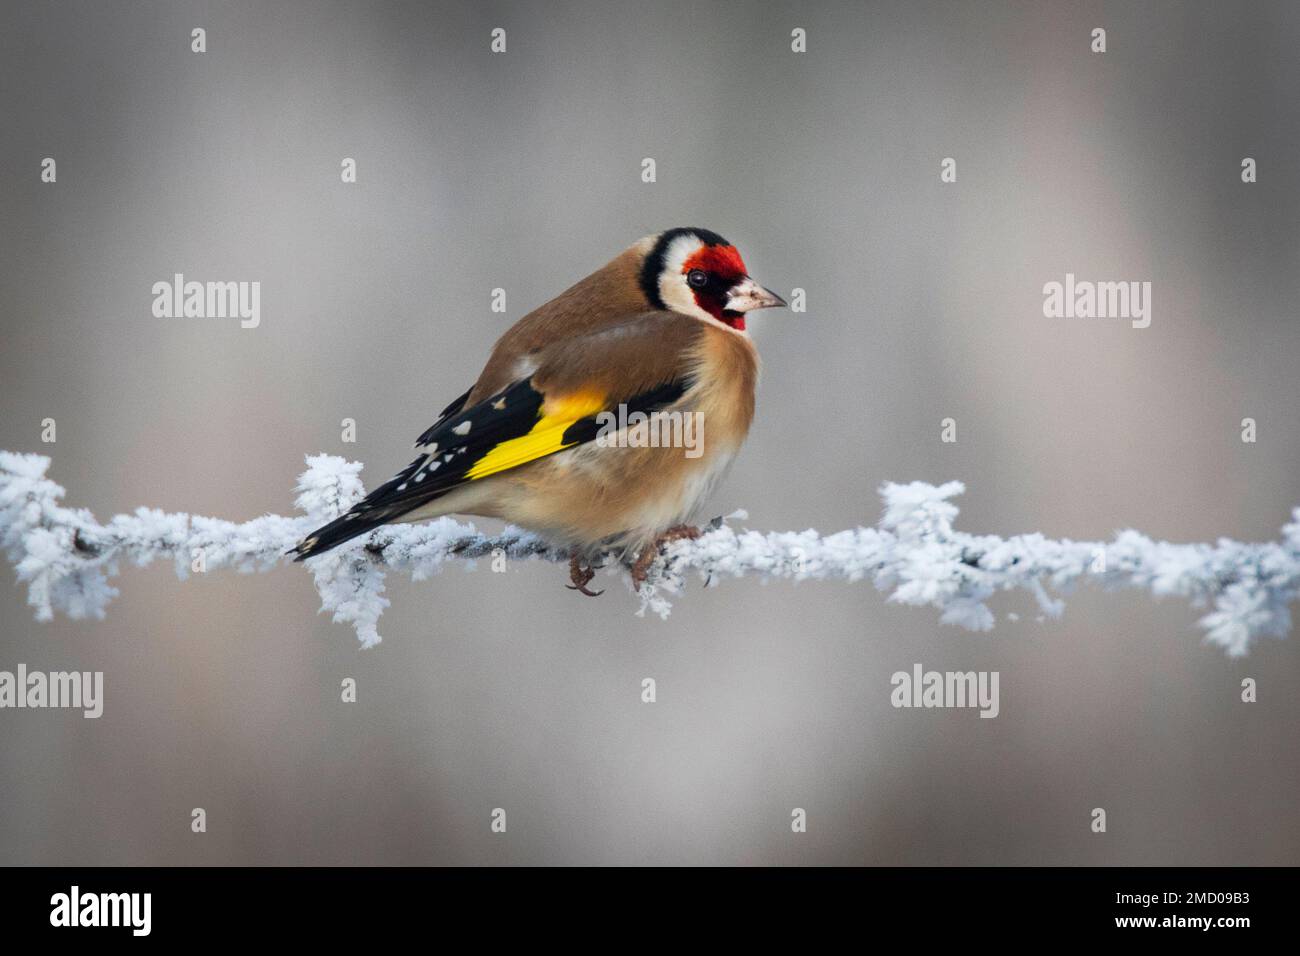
[465,391,606,481]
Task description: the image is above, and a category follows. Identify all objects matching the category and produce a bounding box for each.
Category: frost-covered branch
[1,450,1297,655]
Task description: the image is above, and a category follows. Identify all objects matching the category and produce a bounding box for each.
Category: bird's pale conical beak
[725,276,787,312]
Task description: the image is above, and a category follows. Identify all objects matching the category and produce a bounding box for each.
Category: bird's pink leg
[630,524,702,589]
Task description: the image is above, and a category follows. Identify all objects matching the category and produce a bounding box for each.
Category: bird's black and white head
[637,227,785,332]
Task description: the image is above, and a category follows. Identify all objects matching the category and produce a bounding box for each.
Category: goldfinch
[292,227,786,591]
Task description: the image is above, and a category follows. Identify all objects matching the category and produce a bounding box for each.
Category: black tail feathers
[289,511,389,561]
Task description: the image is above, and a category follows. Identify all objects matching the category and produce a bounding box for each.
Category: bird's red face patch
[683,243,747,280]
[682,244,750,330]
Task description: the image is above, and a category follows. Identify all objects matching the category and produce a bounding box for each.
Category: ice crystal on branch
[1,451,1296,655]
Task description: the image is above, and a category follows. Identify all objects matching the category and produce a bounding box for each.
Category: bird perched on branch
[291,227,786,592]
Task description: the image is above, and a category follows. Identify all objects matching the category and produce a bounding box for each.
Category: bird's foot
[566,555,604,597]
[630,524,702,590]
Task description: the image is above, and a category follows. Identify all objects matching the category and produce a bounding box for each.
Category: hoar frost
[0,451,1296,655]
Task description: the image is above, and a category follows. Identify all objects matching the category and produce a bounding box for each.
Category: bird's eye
[687,269,708,289]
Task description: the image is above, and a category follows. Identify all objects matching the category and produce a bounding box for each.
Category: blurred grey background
[1,0,1298,865]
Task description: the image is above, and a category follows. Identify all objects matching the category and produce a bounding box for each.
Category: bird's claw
[630,524,702,590]
[567,555,604,597]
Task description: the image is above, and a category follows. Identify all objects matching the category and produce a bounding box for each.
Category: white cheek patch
[657,235,714,324]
